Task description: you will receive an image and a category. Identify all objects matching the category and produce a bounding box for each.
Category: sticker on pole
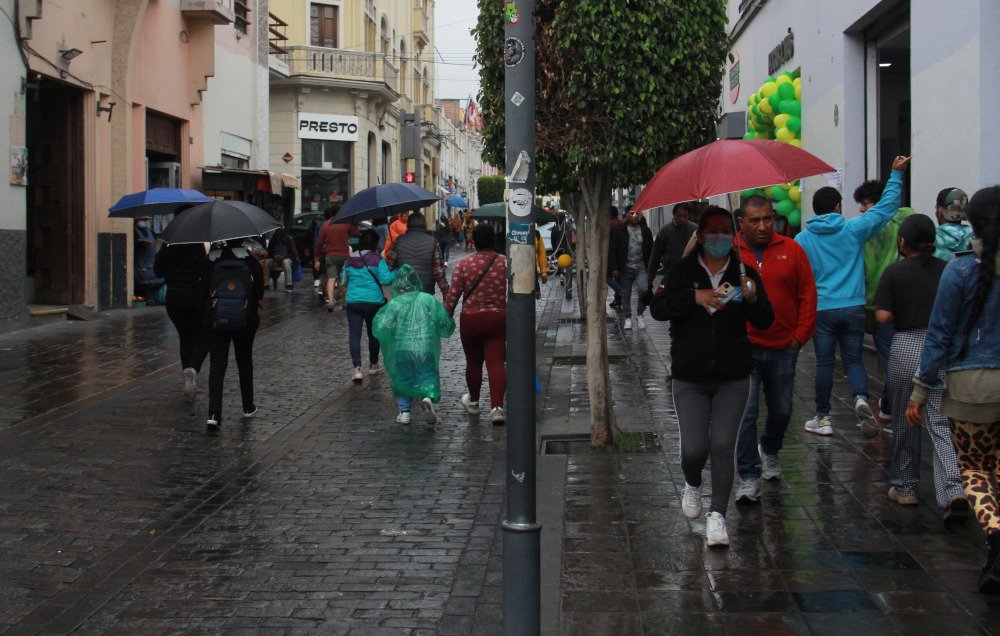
[508,222,531,245]
[504,1,520,25]
[508,189,532,217]
[511,92,525,107]
[504,37,525,67]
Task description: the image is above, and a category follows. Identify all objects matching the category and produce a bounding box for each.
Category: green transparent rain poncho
[373,264,455,401]
[864,206,913,312]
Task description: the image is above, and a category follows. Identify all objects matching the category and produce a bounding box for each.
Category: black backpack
[209,259,253,331]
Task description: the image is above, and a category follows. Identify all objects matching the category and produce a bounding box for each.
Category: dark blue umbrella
[446,194,468,208]
[332,183,440,224]
[108,188,212,218]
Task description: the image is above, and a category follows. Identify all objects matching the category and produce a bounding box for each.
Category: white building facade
[721,0,1000,222]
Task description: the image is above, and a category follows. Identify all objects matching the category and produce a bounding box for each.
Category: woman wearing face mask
[649,206,773,548]
[874,215,965,516]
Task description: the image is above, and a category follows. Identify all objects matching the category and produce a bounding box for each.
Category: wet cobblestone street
[0,262,997,634]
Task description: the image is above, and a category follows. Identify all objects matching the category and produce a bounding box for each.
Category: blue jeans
[397,396,413,412]
[737,346,799,478]
[607,274,622,303]
[441,241,452,263]
[813,305,868,416]
[620,265,648,316]
[873,320,895,415]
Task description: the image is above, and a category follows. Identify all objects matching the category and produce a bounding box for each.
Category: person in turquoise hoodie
[933,187,973,262]
[340,230,396,381]
[795,155,910,437]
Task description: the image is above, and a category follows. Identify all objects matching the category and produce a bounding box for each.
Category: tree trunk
[578,167,618,447]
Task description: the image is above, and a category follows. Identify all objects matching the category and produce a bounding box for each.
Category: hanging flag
[462,95,473,128]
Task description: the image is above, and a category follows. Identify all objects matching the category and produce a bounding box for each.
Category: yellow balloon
[788,185,801,202]
[793,77,801,87]
[788,138,802,148]
[557,254,573,269]
[754,132,770,139]
[776,127,796,142]
[794,84,801,100]
[758,99,773,115]
[775,75,792,85]
[760,82,778,98]
[773,113,790,129]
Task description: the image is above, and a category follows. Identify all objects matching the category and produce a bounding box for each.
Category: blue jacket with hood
[796,170,903,311]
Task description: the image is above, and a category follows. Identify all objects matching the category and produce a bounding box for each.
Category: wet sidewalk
[0,263,996,634]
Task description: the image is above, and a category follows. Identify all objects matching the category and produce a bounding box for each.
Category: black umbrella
[158,200,282,245]
[332,182,440,224]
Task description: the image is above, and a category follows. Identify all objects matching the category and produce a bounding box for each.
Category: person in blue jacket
[795,155,910,437]
[341,230,395,381]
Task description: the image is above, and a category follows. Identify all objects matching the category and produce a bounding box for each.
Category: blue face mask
[703,234,733,259]
[136,220,150,229]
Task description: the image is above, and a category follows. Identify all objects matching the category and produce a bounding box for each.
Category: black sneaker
[206,415,220,431]
[979,533,1000,594]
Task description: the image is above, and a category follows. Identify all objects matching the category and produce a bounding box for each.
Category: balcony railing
[282,46,399,93]
[180,0,234,24]
[412,3,430,45]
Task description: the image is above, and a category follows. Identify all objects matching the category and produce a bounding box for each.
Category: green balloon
[768,94,782,111]
[765,76,777,84]
[751,105,760,118]
[769,185,789,201]
[740,189,758,198]
[743,132,755,140]
[775,199,796,216]
[777,83,796,101]
[787,209,802,226]
[779,100,801,117]
[787,116,802,133]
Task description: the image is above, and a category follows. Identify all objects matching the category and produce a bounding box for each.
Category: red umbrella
[631,139,835,212]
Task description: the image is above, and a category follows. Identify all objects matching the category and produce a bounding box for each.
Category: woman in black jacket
[201,241,265,431]
[265,228,299,292]
[154,242,210,399]
[650,206,774,548]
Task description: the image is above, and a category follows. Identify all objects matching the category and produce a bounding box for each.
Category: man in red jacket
[314,205,360,310]
[733,196,817,504]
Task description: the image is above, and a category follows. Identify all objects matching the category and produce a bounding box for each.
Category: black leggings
[207,321,258,421]
[165,290,208,373]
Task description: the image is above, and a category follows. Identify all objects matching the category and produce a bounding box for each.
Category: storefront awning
[200,166,299,193]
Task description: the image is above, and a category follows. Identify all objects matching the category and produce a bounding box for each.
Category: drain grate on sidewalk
[551,355,630,366]
[539,431,660,455]
[558,317,585,324]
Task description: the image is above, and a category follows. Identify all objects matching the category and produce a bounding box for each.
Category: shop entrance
[26,79,85,305]
[866,7,910,205]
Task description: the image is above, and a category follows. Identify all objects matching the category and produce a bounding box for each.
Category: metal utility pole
[502,1,539,634]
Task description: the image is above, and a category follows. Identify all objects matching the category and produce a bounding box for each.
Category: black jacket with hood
[649,249,774,382]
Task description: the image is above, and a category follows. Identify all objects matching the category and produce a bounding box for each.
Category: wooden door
[27,83,85,305]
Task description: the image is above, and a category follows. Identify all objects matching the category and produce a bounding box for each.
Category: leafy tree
[477,175,505,205]
[475,0,728,445]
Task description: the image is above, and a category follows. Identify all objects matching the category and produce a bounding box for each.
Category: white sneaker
[606,307,616,318]
[396,411,411,425]
[420,397,437,424]
[242,406,257,418]
[705,512,730,547]
[804,415,833,436]
[623,318,633,330]
[637,317,647,329]
[759,444,781,481]
[489,406,506,425]
[461,393,480,415]
[206,417,220,431]
[855,395,879,438]
[735,476,761,505]
[182,367,197,399]
[353,366,363,382]
[369,362,383,375]
[313,279,321,288]
[681,483,703,519]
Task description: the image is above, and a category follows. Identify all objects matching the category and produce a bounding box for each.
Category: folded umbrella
[631,139,835,212]
[332,183,440,224]
[472,202,557,225]
[108,188,212,218]
[446,194,469,209]
[158,200,282,245]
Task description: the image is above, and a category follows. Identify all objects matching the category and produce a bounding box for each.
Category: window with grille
[310,3,338,48]
[234,0,250,35]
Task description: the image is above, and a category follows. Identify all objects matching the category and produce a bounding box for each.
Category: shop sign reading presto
[297,113,360,141]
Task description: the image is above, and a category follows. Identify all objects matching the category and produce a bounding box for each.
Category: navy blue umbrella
[108,188,212,218]
[332,183,440,224]
[446,194,468,208]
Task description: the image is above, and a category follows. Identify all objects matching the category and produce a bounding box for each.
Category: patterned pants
[887,329,964,507]
[951,419,1000,536]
